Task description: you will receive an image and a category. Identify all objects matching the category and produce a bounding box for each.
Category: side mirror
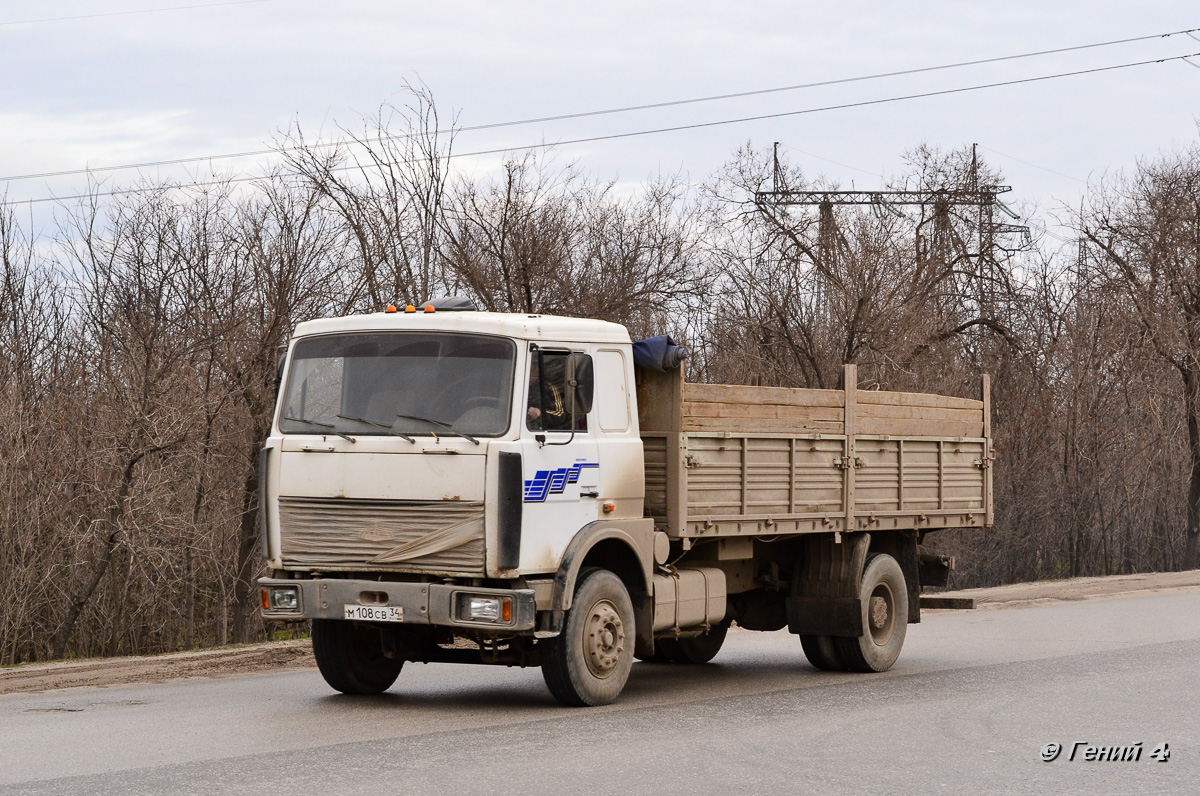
[275,349,287,392]
[568,353,594,415]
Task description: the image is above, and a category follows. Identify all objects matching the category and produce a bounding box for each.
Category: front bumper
[258,577,537,632]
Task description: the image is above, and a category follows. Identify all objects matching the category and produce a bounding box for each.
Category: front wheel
[541,568,635,706]
[834,553,908,672]
[312,619,403,694]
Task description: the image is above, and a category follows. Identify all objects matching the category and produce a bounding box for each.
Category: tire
[834,553,908,673]
[312,619,403,695]
[541,568,635,707]
[800,634,845,671]
[658,624,728,664]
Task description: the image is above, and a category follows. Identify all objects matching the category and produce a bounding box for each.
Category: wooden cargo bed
[637,365,992,539]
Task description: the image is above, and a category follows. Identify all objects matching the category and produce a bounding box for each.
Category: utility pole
[772,142,784,193]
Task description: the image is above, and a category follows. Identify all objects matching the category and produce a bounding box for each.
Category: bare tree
[279,80,455,310]
[1082,142,1200,569]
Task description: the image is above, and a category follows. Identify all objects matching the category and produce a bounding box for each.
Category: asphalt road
[3,590,1199,795]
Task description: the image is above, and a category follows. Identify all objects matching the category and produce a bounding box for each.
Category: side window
[595,349,630,432]
[527,351,590,432]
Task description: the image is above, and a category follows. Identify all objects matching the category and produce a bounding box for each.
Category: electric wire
[778,143,884,180]
[5,49,1199,207]
[2,25,1197,182]
[976,145,1087,184]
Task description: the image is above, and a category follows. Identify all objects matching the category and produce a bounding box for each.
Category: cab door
[517,345,600,573]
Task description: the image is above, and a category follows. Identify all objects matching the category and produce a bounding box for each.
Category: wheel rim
[868,582,896,646]
[583,598,626,678]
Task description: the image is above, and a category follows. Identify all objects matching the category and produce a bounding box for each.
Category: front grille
[278,497,485,573]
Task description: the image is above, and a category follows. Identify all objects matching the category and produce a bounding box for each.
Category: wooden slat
[682,417,845,434]
[856,403,983,423]
[684,383,845,408]
[682,401,845,422]
[857,417,984,438]
[857,390,983,411]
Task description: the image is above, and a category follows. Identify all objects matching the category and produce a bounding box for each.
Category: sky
[1,0,1198,241]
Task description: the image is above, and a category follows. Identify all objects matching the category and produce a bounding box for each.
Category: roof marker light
[385,304,397,313]
[424,304,436,313]
[405,305,416,313]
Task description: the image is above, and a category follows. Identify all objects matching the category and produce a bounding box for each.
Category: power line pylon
[756,143,1030,323]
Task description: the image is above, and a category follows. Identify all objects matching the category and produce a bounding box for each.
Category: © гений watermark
[1040,743,1170,762]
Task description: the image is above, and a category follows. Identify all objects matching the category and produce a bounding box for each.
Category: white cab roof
[291,311,632,345]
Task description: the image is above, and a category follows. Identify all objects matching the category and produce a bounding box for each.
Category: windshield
[279,332,516,438]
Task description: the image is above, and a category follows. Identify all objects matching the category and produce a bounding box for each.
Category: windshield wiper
[336,414,416,443]
[394,413,480,445]
[282,415,356,443]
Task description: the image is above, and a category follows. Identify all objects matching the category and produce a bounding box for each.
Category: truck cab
[258,304,660,705]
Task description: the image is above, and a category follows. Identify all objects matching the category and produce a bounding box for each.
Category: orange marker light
[502,599,512,623]
[424,304,436,313]
[260,588,270,610]
[603,502,616,514]
[385,304,397,313]
[404,305,416,313]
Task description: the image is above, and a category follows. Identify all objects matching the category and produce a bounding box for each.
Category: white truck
[258,298,992,706]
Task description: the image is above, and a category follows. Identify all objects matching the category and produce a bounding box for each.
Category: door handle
[580,490,599,498]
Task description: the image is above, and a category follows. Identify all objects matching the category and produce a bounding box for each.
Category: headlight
[459,594,512,623]
[262,586,300,611]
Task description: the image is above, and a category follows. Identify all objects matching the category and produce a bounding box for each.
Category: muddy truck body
[258,302,992,705]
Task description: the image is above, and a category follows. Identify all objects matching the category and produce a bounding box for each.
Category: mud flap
[786,532,870,638]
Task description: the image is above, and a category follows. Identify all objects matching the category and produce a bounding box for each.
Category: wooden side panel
[942,441,986,510]
[858,417,984,438]
[638,367,994,538]
[793,438,847,514]
[857,390,984,411]
[856,402,984,422]
[855,439,900,512]
[679,382,845,435]
[683,435,844,517]
[681,401,844,422]
[897,439,942,510]
[682,416,844,433]
[684,383,845,408]
[856,388,985,438]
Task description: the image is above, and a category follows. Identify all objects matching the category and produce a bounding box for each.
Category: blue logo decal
[523,462,599,502]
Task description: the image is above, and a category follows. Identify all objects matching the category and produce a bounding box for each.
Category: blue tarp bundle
[632,335,689,372]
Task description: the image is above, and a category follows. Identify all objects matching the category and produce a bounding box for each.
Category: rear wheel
[312,619,403,695]
[541,568,635,706]
[834,553,908,673]
[658,624,729,664]
[800,634,844,671]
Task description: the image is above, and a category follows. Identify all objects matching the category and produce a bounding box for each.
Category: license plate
[344,605,404,622]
